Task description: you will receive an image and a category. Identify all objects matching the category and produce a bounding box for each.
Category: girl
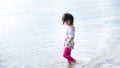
[62,13,76,67]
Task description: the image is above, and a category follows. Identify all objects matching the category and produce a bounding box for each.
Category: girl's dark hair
[62,13,74,25]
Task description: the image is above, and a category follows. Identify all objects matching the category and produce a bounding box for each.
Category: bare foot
[67,63,73,68]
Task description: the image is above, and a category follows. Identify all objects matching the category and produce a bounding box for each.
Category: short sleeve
[67,27,75,37]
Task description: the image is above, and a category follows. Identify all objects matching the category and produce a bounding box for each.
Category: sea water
[0,0,120,68]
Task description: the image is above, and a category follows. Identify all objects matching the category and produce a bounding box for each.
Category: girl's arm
[66,36,74,49]
[66,26,75,48]
[66,35,73,46]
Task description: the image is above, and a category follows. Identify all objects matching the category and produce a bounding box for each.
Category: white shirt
[64,26,75,49]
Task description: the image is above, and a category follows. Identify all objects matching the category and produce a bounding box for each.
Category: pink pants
[63,47,76,63]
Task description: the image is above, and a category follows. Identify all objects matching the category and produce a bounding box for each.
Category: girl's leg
[63,47,76,63]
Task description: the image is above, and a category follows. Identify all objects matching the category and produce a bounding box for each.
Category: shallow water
[0,0,120,68]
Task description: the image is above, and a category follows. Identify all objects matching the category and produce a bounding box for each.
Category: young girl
[62,13,76,67]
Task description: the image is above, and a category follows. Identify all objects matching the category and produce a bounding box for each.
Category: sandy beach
[0,0,120,68]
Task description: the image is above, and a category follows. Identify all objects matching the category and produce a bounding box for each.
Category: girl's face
[64,20,71,26]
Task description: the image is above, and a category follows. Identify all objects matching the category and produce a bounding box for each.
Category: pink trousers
[63,47,76,63]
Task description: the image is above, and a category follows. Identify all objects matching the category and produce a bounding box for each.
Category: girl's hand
[64,42,69,47]
[64,43,69,47]
[66,42,70,46]
[71,46,74,49]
